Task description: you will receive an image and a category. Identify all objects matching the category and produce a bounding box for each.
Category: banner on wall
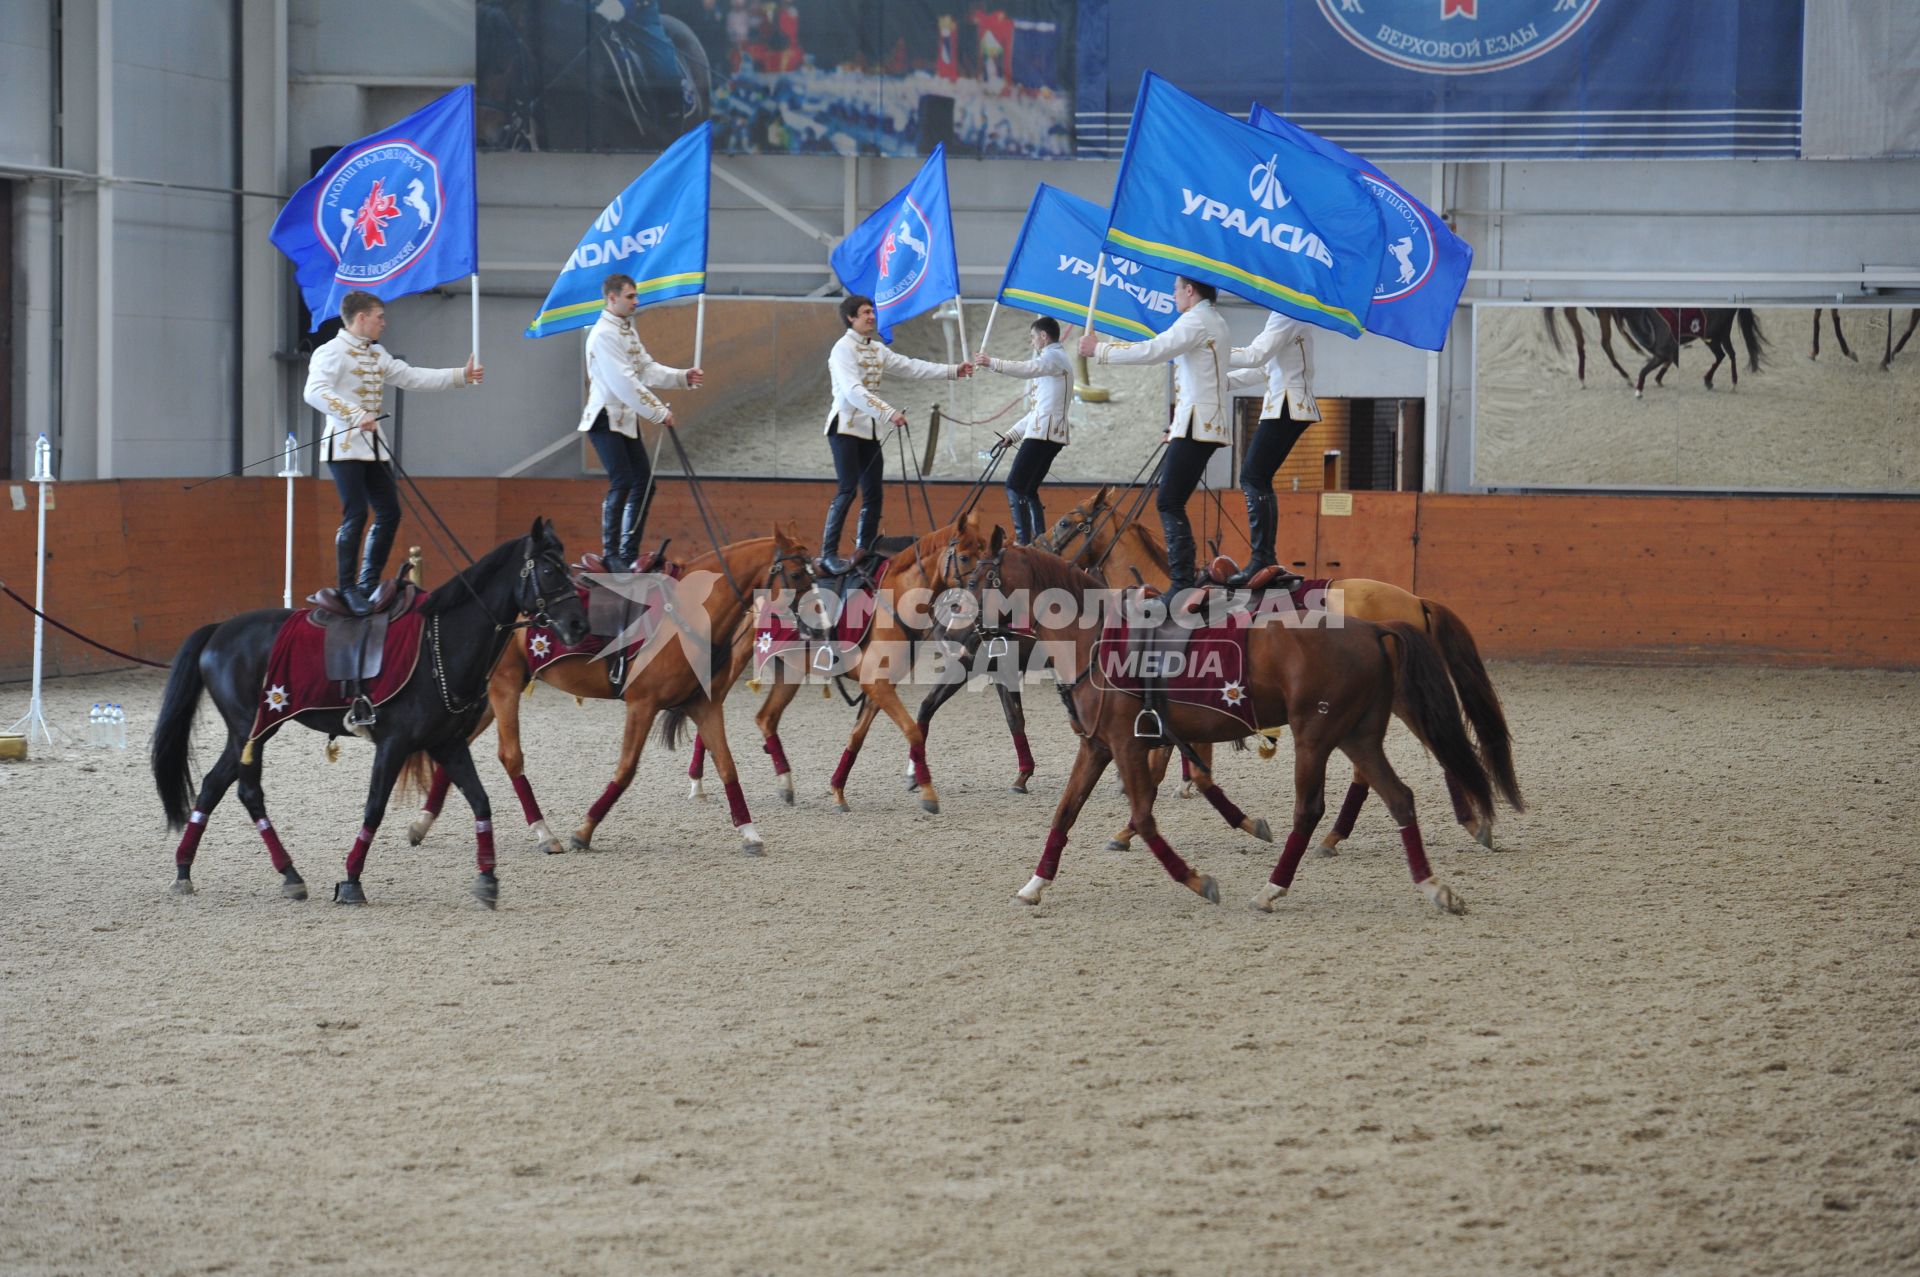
[1076,0,1804,161]
[997,185,1179,340]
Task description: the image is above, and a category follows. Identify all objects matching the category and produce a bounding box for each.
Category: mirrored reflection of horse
[1613,307,1767,396]
[1040,487,1524,854]
[1543,307,1641,386]
[1813,308,1920,369]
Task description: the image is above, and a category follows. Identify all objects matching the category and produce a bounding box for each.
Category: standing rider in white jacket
[972,315,1073,545]
[303,290,482,614]
[1224,311,1319,589]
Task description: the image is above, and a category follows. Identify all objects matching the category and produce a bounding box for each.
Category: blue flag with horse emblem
[1250,103,1471,353]
[1103,72,1387,339]
[998,184,1179,341]
[270,86,477,330]
[525,123,711,338]
[830,146,960,341]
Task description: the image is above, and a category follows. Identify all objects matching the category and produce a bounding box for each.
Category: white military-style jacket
[984,342,1073,445]
[1228,311,1321,423]
[576,310,691,438]
[1093,300,1232,444]
[303,331,469,463]
[824,330,960,441]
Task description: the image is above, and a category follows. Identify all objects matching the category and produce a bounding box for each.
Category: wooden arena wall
[1,480,1915,680]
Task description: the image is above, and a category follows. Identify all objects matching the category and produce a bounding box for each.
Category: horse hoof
[1104,839,1129,852]
[169,877,195,896]
[333,881,367,905]
[406,823,430,847]
[778,777,795,806]
[1250,817,1273,844]
[1197,876,1220,905]
[1249,883,1285,913]
[741,839,765,858]
[1010,773,1031,794]
[919,797,940,815]
[1475,823,1495,850]
[472,871,499,910]
[568,834,593,852]
[281,874,308,901]
[688,780,708,803]
[541,839,567,856]
[1419,878,1467,916]
[1318,841,1340,858]
[1014,875,1051,905]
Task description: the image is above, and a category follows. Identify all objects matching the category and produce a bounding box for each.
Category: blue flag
[271,86,477,330]
[525,124,711,339]
[830,146,960,341]
[998,184,1178,341]
[1103,73,1386,339]
[1250,103,1471,353]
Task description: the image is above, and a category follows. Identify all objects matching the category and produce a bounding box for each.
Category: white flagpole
[1084,253,1105,331]
[693,294,707,377]
[279,433,300,609]
[954,294,971,357]
[469,273,480,361]
[978,300,1000,356]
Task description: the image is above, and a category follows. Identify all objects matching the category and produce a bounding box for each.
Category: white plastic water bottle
[111,704,127,749]
[88,703,103,747]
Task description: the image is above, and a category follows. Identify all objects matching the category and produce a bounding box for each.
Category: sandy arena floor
[2,659,1917,1275]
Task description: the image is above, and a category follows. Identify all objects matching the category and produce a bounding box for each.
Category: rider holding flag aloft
[972,316,1073,546]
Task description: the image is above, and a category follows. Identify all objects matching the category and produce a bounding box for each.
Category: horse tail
[1543,307,1564,356]
[152,623,219,830]
[655,701,694,751]
[1738,308,1768,372]
[1423,601,1524,813]
[1379,622,1494,824]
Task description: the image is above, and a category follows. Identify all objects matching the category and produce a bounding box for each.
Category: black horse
[151,519,587,907]
[1613,307,1767,396]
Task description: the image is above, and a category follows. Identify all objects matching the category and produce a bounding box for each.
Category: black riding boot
[600,489,627,570]
[1022,493,1046,547]
[853,501,883,559]
[355,520,399,606]
[1160,508,1199,594]
[817,491,856,573]
[1006,491,1032,546]
[616,488,650,571]
[335,520,366,611]
[1225,490,1278,587]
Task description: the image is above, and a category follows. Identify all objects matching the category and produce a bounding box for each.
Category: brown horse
[1040,486,1523,853]
[406,527,815,857]
[1613,307,1766,395]
[952,524,1493,913]
[1544,307,1642,387]
[747,517,1000,814]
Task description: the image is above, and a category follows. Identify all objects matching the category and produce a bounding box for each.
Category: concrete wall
[6,0,1920,491]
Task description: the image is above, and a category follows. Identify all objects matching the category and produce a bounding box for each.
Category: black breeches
[1239,408,1308,496]
[587,419,654,503]
[331,460,401,540]
[1156,437,1221,514]
[829,431,887,508]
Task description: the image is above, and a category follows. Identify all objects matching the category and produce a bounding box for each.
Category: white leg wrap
[777,773,794,799]
[529,818,556,847]
[1251,882,1286,912]
[739,822,764,847]
[1014,874,1051,905]
[688,777,706,802]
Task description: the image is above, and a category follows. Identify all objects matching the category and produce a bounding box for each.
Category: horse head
[1040,485,1113,560]
[524,517,590,646]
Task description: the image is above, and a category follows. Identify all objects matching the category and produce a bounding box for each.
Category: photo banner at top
[1074,0,1804,160]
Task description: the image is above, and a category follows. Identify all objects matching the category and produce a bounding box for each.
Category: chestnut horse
[952,526,1493,913]
[1039,488,1524,853]
[407,527,814,857]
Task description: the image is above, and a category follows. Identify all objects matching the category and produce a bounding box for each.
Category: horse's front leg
[231,739,307,900]
[862,668,937,814]
[484,648,562,855]
[908,639,971,792]
[1016,736,1111,905]
[684,696,764,855]
[430,738,501,908]
[1114,737,1218,904]
[1187,744,1274,844]
[571,691,660,851]
[334,739,412,904]
[756,676,802,805]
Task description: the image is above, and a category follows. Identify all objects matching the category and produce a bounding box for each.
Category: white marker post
[8,435,57,745]
[278,432,301,609]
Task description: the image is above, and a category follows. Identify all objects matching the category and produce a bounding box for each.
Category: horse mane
[422,533,528,615]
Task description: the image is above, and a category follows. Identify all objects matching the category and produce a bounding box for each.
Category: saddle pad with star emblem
[1095,615,1262,734]
[525,567,689,678]
[752,558,892,677]
[247,598,429,745]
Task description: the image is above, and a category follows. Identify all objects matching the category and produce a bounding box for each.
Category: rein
[664,428,748,606]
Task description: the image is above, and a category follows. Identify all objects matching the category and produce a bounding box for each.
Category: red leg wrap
[510,774,544,824]
[1200,782,1246,829]
[1012,732,1035,774]
[763,734,791,775]
[1143,832,1191,883]
[424,766,451,816]
[174,810,208,868]
[1332,782,1369,838]
[723,780,751,827]
[689,734,707,780]
[587,781,626,823]
[475,819,496,874]
[256,817,291,873]
[829,748,858,790]
[1271,830,1310,889]
[1037,827,1068,880]
[1400,824,1433,883]
[345,824,376,879]
[908,742,931,787]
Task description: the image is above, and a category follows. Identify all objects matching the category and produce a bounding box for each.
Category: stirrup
[1133,707,1163,739]
[344,696,377,738]
[985,635,1011,659]
[812,643,839,673]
